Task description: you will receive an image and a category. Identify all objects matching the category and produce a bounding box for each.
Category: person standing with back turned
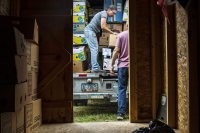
[110,22,129,120]
[84,5,118,73]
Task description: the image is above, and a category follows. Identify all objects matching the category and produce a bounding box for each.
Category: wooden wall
[129,0,164,122]
[20,0,73,123]
[188,0,200,132]
[175,3,189,132]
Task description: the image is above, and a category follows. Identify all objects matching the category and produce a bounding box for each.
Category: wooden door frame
[129,0,176,125]
[129,0,155,122]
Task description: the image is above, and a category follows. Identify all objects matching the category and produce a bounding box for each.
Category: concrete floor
[33,121,147,133]
[33,122,180,133]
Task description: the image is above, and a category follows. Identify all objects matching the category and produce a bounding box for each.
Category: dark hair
[106,5,117,11]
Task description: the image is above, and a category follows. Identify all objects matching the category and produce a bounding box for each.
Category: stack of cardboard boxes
[72,0,128,73]
[73,0,87,45]
[0,17,42,133]
[0,0,10,16]
[73,0,89,73]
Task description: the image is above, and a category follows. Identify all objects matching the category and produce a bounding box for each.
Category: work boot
[117,113,125,120]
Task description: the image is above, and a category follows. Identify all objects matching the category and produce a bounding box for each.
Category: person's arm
[110,47,120,74]
[101,18,118,35]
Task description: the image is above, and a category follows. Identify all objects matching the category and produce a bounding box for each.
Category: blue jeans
[118,67,128,115]
[84,28,100,71]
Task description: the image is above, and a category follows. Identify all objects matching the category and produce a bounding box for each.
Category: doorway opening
[72,0,129,122]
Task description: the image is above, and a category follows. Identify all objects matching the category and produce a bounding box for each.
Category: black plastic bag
[149,120,175,133]
[132,120,175,133]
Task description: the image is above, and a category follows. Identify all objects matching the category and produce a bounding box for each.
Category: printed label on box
[73,2,86,15]
[73,34,87,45]
[73,46,87,61]
[73,15,85,23]
[73,24,85,34]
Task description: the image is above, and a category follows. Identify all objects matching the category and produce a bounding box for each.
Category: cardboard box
[103,58,118,71]
[31,42,39,70]
[26,41,39,102]
[27,66,38,101]
[0,0,10,15]
[73,46,87,61]
[73,34,87,45]
[0,82,28,113]
[15,56,28,83]
[123,0,129,21]
[73,61,88,73]
[73,24,85,34]
[25,99,42,133]
[0,112,16,133]
[99,37,109,46]
[26,40,39,71]
[25,40,31,65]
[16,108,24,133]
[0,27,26,56]
[73,15,86,23]
[0,16,39,44]
[73,2,86,15]
[0,55,27,84]
[99,32,110,46]
[109,34,117,47]
[0,108,24,133]
[107,24,123,33]
[101,32,110,38]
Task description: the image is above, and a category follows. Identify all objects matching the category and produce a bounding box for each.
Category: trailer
[73,72,121,105]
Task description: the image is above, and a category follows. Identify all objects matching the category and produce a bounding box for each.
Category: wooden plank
[150,0,165,119]
[129,0,153,122]
[10,0,20,16]
[166,6,177,128]
[188,0,200,132]
[36,16,72,123]
[42,101,73,123]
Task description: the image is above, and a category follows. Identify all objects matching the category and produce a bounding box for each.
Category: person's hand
[112,29,120,33]
[110,66,116,76]
[112,32,118,35]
